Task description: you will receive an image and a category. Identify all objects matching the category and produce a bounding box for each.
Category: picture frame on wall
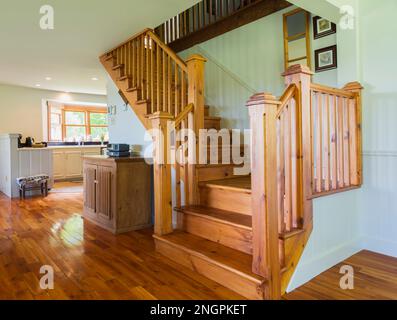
[315,45,337,72]
[313,16,336,39]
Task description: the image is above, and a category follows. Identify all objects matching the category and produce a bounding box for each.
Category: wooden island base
[83,155,153,234]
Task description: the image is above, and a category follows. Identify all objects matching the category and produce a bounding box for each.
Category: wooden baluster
[209,0,213,23]
[331,95,338,190]
[315,92,323,193]
[175,66,179,117]
[290,98,298,229]
[157,45,161,112]
[132,40,136,87]
[277,114,286,234]
[150,112,174,236]
[204,0,208,26]
[163,50,166,112]
[337,96,344,187]
[193,4,197,32]
[183,11,188,36]
[140,36,145,100]
[284,106,292,231]
[168,57,172,115]
[247,93,281,300]
[343,97,350,186]
[148,38,153,112]
[324,94,331,191]
[181,117,190,205]
[175,124,181,211]
[219,0,223,17]
[181,71,186,110]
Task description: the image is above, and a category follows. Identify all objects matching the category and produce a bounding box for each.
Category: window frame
[47,104,108,142]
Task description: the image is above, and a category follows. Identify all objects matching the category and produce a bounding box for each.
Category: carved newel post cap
[343,81,364,91]
[246,93,281,107]
[282,64,314,77]
[186,54,207,63]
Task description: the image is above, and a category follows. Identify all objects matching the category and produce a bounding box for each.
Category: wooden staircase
[100,27,363,300]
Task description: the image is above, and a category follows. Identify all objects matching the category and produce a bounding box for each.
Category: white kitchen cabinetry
[52,146,102,181]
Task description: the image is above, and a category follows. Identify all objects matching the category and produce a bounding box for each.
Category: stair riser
[196,165,240,182]
[204,146,245,165]
[204,118,221,130]
[199,186,252,215]
[178,211,253,254]
[155,238,266,300]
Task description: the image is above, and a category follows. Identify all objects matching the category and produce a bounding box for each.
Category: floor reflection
[51,214,84,247]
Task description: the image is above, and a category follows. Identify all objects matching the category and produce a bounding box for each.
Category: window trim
[47,104,107,142]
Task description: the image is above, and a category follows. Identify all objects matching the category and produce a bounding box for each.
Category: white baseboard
[286,238,363,292]
[362,236,397,258]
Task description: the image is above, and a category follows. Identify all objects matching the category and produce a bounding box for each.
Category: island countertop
[83,155,151,163]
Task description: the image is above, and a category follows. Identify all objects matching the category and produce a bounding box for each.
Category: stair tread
[154,231,264,283]
[201,176,251,191]
[279,228,305,240]
[205,116,221,120]
[177,205,252,229]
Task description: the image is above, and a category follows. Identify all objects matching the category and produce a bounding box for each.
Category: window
[48,103,108,142]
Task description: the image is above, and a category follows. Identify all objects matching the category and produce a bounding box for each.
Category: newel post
[247,93,281,300]
[282,65,314,228]
[186,54,207,205]
[343,81,363,186]
[150,112,174,235]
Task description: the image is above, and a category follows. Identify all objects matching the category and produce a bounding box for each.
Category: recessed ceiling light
[45,77,52,81]
[91,77,99,81]
[35,84,41,87]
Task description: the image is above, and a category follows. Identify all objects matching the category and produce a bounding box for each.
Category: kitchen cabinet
[51,146,102,181]
[83,155,152,234]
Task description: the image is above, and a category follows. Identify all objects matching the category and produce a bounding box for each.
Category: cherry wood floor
[0,187,396,300]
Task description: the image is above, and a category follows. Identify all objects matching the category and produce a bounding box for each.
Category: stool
[16,174,50,199]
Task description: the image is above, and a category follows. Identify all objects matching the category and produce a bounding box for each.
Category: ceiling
[0,0,198,95]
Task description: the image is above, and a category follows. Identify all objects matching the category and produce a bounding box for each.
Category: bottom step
[154,231,267,300]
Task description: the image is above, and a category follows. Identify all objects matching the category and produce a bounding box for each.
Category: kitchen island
[82,155,153,234]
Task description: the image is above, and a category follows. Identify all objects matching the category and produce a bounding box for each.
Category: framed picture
[313,16,336,39]
[315,45,337,72]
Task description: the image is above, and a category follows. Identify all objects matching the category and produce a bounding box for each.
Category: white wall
[357,0,397,257]
[106,79,152,156]
[0,84,106,141]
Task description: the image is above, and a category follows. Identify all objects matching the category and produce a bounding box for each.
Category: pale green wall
[357,0,397,257]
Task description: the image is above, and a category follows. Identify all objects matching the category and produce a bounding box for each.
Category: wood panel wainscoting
[83,155,153,234]
[0,191,396,300]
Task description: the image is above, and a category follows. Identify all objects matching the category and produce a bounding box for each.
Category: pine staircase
[100,28,363,300]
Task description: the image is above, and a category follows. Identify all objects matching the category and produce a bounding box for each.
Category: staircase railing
[100,28,207,236]
[247,64,363,299]
[155,0,263,46]
[101,29,190,116]
[310,82,363,197]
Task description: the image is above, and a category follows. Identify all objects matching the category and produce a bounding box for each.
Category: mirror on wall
[283,8,311,71]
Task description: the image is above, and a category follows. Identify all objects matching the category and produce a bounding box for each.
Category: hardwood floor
[0,190,396,300]
[285,250,397,300]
